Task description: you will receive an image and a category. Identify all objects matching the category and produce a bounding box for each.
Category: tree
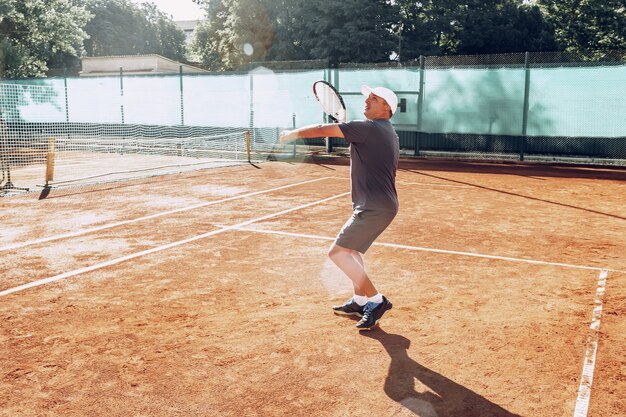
[191,0,273,70]
[395,0,460,60]
[190,0,231,70]
[538,0,626,53]
[270,0,399,65]
[139,2,187,61]
[84,0,186,61]
[0,0,91,78]
[449,0,558,55]
[261,0,309,61]
[395,0,557,61]
[222,0,274,68]
[192,0,398,69]
[190,1,225,69]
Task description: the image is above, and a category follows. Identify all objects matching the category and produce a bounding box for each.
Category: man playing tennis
[280,85,399,330]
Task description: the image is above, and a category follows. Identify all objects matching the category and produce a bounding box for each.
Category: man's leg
[329,242,392,329]
[328,243,377,297]
[350,251,366,295]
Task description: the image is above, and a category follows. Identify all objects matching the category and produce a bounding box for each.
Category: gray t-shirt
[338,119,399,213]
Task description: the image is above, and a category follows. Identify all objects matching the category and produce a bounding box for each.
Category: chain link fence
[4,50,626,174]
[315,51,626,165]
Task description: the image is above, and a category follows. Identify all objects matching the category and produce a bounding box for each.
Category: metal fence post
[249,71,254,149]
[415,55,425,156]
[292,112,296,157]
[521,52,530,161]
[63,68,69,123]
[179,65,184,126]
[119,67,125,124]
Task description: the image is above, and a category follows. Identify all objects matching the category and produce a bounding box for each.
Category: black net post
[520,52,531,161]
[415,55,425,156]
[179,65,185,126]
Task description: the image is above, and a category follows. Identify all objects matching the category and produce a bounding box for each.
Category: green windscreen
[3,65,625,138]
[528,66,626,137]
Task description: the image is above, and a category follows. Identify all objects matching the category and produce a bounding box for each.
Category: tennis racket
[313,80,346,123]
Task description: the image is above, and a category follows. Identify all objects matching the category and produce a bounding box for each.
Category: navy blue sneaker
[356,296,392,330]
[332,299,365,317]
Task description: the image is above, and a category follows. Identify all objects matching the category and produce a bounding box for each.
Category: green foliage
[0,0,186,78]
[191,0,274,70]
[285,0,399,65]
[141,3,188,61]
[450,1,558,54]
[395,0,557,60]
[538,0,626,53]
[0,0,92,78]
[193,0,398,69]
[1,0,624,78]
[190,0,230,69]
[259,0,307,61]
[84,0,186,61]
[192,0,562,67]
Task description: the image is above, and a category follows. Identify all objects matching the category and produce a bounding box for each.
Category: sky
[130,0,205,21]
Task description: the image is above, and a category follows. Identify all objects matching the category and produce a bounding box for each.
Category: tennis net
[0,80,311,196]
[1,127,253,194]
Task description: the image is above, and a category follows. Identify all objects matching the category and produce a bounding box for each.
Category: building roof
[80,54,208,76]
[175,20,202,32]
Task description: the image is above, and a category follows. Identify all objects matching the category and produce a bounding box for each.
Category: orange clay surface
[1,157,625,417]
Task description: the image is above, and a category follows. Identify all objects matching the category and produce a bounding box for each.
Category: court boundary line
[573,269,608,417]
[0,192,349,298]
[3,205,618,416]
[225,226,625,273]
[329,176,474,188]
[225,226,616,417]
[397,182,473,188]
[0,177,333,253]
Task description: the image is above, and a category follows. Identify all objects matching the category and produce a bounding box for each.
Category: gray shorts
[335,209,397,254]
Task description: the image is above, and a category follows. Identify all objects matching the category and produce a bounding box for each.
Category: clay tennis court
[1,157,625,417]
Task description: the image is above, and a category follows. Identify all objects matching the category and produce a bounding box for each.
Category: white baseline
[227,227,624,273]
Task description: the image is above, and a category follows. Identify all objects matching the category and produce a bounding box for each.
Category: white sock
[367,293,383,304]
[352,294,368,306]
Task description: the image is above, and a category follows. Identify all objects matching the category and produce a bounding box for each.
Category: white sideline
[3,206,618,414]
[0,192,349,298]
[224,227,617,416]
[330,176,473,188]
[0,177,332,253]
[573,269,608,417]
[224,226,625,273]
[397,182,473,188]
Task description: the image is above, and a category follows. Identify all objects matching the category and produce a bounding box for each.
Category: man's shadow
[361,329,522,417]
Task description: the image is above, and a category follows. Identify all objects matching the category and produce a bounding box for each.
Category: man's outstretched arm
[280,123,344,144]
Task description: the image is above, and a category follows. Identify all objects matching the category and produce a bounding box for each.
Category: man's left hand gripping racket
[313,80,346,123]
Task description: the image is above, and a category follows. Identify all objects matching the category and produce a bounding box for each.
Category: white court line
[16,162,88,172]
[397,182,473,188]
[226,227,626,273]
[0,177,332,253]
[225,227,619,414]
[573,269,608,417]
[0,192,349,298]
[329,176,472,188]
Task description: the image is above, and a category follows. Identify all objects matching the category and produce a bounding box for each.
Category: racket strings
[314,83,347,123]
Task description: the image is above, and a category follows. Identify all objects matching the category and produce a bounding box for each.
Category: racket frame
[312,80,347,123]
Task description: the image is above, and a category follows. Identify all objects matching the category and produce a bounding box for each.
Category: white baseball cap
[361,85,398,115]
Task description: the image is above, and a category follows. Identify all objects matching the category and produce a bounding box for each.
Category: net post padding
[45,137,56,184]
[246,130,251,162]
